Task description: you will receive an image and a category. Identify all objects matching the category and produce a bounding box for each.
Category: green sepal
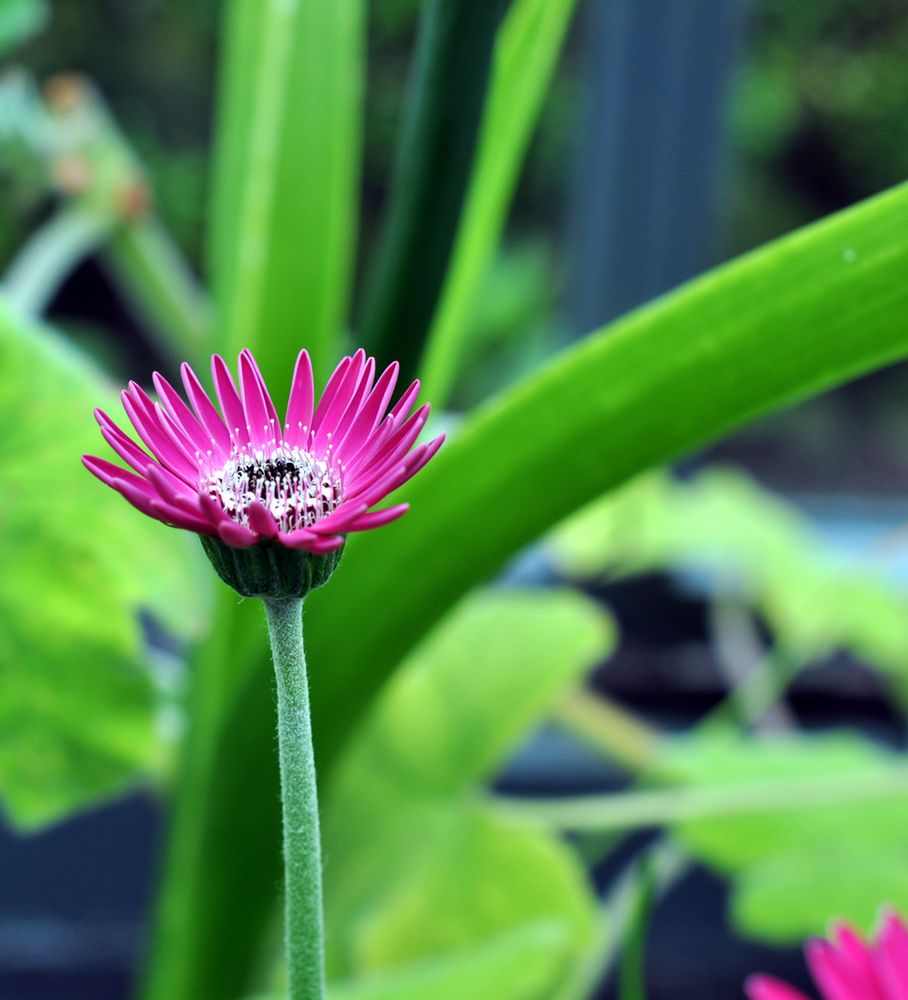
[200,535,343,599]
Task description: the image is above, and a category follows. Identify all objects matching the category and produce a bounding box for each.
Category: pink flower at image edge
[83,348,444,555]
[746,910,908,1000]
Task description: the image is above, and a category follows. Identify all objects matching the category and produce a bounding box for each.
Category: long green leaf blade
[208,0,363,389]
[420,0,580,405]
[359,0,508,379]
[307,179,908,766]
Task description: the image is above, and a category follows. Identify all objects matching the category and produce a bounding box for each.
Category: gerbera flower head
[83,348,444,597]
[746,910,908,1000]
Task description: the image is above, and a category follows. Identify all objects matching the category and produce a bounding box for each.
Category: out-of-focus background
[2,1,908,998]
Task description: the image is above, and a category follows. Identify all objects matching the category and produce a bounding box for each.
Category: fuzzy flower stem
[264,597,325,1000]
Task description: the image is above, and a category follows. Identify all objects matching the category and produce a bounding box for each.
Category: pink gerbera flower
[746,911,908,1000]
[83,348,444,556]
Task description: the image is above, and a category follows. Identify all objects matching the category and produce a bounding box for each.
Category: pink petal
[212,353,249,450]
[807,939,862,1000]
[217,519,257,548]
[120,387,198,484]
[153,371,215,458]
[320,356,375,456]
[349,431,443,506]
[345,404,431,490]
[334,361,399,461]
[277,529,345,554]
[744,975,812,1000]
[95,408,153,475]
[832,925,885,1000]
[284,349,315,447]
[181,361,233,455]
[83,454,160,520]
[308,355,351,444]
[346,503,409,532]
[311,350,365,446]
[198,491,232,527]
[148,497,213,533]
[308,502,369,535]
[875,912,908,1000]
[389,379,421,427]
[247,499,279,539]
[239,350,279,450]
[145,463,205,516]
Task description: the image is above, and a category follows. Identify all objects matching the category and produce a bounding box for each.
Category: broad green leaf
[665,728,908,942]
[0,0,47,55]
[329,804,593,981]
[209,0,363,388]
[0,300,209,828]
[549,469,908,678]
[420,0,579,404]
[324,590,609,980]
[333,589,614,806]
[733,851,908,944]
[330,922,568,1000]
[147,181,908,997]
[308,179,908,771]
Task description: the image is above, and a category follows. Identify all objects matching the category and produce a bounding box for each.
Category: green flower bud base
[200,536,343,599]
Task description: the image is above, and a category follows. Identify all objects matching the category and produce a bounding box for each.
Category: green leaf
[666,728,908,942]
[732,851,908,945]
[307,179,908,771]
[0,0,47,55]
[549,468,908,679]
[331,589,614,805]
[359,0,509,379]
[209,0,363,389]
[330,804,593,981]
[329,922,568,1000]
[420,0,580,404]
[324,590,610,979]
[0,300,209,828]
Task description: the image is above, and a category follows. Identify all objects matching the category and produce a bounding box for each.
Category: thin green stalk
[103,218,211,363]
[2,204,111,314]
[552,841,686,1000]
[264,598,325,1000]
[496,765,908,832]
[553,689,661,772]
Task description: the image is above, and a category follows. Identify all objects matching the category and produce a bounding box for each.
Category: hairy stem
[264,598,325,1000]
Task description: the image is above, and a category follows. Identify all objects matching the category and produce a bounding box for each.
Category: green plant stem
[2,205,111,315]
[264,597,325,1000]
[496,766,908,832]
[553,840,686,1000]
[554,689,661,772]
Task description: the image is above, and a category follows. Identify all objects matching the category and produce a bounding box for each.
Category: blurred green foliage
[1,2,908,999]
[0,299,209,829]
[730,0,908,250]
[666,728,908,942]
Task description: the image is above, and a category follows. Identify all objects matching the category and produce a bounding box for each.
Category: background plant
[2,1,908,998]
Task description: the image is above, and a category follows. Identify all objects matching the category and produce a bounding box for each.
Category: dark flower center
[203,446,343,533]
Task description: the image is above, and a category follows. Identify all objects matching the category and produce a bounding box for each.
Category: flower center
[203,445,343,533]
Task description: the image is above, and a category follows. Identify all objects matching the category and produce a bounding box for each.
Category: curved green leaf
[308,179,908,767]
